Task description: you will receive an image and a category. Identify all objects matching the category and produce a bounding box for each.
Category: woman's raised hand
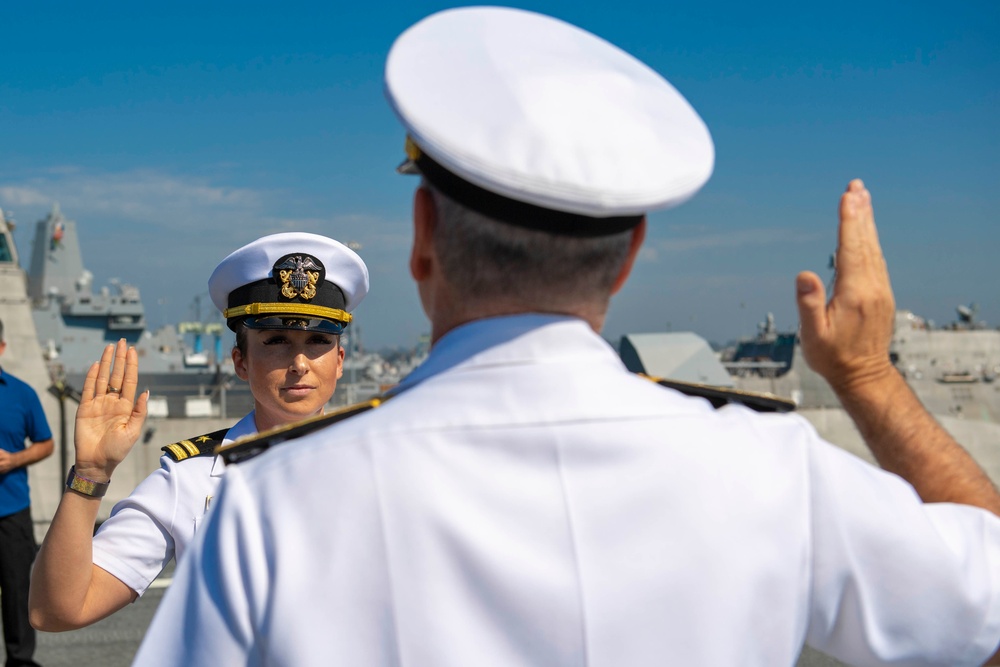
[74,339,149,482]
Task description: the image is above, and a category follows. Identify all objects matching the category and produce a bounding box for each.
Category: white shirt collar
[390,314,619,397]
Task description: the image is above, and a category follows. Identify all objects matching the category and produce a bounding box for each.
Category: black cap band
[414,149,643,238]
[225,275,348,332]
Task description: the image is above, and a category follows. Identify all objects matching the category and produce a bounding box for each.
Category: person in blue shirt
[0,318,54,667]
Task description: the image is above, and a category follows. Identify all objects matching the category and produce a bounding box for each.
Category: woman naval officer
[29,232,369,631]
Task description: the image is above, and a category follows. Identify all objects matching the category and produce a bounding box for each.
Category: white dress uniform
[134,316,1000,666]
[91,413,256,595]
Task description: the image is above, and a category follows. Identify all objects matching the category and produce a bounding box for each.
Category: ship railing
[723,360,788,379]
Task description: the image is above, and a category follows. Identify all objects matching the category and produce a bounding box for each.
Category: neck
[429,296,608,345]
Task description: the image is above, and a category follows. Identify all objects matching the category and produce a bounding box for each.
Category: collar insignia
[274,254,323,301]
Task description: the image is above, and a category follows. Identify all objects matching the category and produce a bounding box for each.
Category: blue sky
[1,1,997,349]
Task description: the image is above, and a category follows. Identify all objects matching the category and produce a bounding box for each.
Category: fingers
[834,180,884,291]
[107,339,128,395]
[82,360,101,400]
[90,339,138,401]
[93,344,116,398]
[834,180,895,310]
[120,346,141,403]
[796,271,828,344]
[800,179,897,392]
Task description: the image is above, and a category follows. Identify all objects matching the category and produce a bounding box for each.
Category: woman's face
[232,328,345,432]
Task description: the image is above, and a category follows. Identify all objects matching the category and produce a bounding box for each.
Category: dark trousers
[0,507,40,667]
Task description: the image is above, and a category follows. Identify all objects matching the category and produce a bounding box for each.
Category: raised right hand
[795,179,897,396]
[74,339,149,482]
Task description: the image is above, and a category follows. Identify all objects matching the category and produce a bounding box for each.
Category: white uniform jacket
[135,316,1000,666]
[92,412,257,596]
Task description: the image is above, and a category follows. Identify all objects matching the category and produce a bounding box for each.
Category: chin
[278,400,323,419]
[295,403,325,417]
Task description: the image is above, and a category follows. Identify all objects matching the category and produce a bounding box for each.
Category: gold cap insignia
[274,255,322,301]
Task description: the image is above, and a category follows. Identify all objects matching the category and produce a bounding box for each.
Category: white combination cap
[385,6,714,235]
[208,232,369,334]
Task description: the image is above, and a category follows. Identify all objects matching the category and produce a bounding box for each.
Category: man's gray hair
[428,186,634,310]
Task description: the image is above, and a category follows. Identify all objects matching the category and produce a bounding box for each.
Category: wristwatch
[65,466,110,498]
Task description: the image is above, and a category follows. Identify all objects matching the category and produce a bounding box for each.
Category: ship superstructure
[24,205,250,417]
[28,205,147,368]
[890,308,1000,422]
[724,310,1000,424]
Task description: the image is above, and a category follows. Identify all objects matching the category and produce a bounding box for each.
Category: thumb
[796,271,828,342]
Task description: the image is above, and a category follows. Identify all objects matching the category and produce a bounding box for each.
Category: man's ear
[232,345,249,381]
[410,186,437,282]
[610,217,647,295]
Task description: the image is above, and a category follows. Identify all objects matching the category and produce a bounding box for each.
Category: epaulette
[162,427,231,462]
[643,375,796,413]
[217,397,385,465]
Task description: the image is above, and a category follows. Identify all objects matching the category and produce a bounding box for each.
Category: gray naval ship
[724,307,1000,423]
[622,309,1000,474]
[25,204,256,420]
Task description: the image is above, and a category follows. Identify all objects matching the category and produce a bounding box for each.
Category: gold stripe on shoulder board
[641,374,796,413]
[162,426,231,462]
[217,397,385,465]
[164,443,189,461]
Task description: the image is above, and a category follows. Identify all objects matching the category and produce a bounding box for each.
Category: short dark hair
[0,317,4,343]
[234,321,248,358]
[428,185,634,310]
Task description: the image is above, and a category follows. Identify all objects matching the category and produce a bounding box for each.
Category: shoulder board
[642,375,796,413]
[218,397,384,466]
[162,427,231,462]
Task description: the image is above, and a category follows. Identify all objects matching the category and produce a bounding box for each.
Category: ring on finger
[107,385,120,394]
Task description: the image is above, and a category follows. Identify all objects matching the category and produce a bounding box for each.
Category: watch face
[66,467,108,497]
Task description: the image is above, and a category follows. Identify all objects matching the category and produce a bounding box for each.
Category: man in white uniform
[29,232,368,630]
[135,7,1000,666]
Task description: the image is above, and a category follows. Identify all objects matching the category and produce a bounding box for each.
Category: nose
[289,352,309,375]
